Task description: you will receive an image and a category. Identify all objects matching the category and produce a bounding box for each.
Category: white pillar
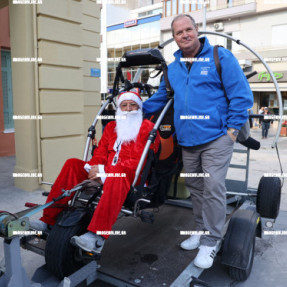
[101,1,108,96]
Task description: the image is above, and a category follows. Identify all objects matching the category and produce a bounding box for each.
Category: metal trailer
[0,32,283,287]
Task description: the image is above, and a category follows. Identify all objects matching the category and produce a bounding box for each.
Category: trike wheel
[256,176,281,219]
[45,217,90,279]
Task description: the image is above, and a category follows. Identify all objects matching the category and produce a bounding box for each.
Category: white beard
[115,108,143,143]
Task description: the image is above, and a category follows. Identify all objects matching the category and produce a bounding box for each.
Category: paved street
[0,124,287,287]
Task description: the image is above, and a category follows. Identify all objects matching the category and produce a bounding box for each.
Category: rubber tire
[45,219,90,279]
[256,176,281,219]
[228,236,255,282]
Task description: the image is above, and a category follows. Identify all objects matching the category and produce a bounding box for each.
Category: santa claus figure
[30,90,160,254]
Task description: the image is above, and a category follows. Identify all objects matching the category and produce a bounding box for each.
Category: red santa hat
[117,90,142,109]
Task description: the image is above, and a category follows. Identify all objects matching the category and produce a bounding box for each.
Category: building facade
[160,0,287,116]
[0,6,15,157]
[106,1,163,91]
[0,0,101,191]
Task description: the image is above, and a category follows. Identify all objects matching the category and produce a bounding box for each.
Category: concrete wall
[161,1,287,114]
[236,9,287,52]
[82,0,102,150]
[8,0,101,191]
[37,0,85,186]
[0,6,15,157]
[9,3,39,191]
[257,0,287,12]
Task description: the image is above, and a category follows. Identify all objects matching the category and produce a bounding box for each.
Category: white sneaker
[71,232,105,254]
[194,242,219,269]
[180,235,200,250]
[29,219,47,231]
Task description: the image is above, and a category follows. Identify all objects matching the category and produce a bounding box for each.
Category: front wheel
[45,211,92,279]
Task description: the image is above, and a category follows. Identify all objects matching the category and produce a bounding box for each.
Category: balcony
[207,0,257,22]
[209,0,256,11]
[161,0,256,31]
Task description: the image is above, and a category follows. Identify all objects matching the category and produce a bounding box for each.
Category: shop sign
[258,72,283,81]
[90,68,101,77]
[248,71,287,83]
[124,19,137,28]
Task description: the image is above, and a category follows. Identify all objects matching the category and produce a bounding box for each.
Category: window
[166,0,171,17]
[172,0,177,15]
[138,12,147,17]
[217,31,240,52]
[232,31,240,52]
[226,33,232,51]
[191,2,196,11]
[1,50,14,131]
[153,8,162,15]
[272,24,287,47]
[138,8,162,18]
[178,2,183,14]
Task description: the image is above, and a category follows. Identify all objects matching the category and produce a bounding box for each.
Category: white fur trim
[98,164,106,183]
[84,163,91,173]
[117,92,142,109]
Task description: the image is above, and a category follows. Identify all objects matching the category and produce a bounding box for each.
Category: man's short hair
[171,14,197,36]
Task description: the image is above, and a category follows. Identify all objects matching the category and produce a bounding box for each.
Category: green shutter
[1,50,14,130]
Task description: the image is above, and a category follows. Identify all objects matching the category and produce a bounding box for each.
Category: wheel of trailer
[222,209,259,282]
[45,211,92,279]
[228,236,255,281]
[256,176,281,219]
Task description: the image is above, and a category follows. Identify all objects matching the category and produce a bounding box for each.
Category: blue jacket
[143,37,253,147]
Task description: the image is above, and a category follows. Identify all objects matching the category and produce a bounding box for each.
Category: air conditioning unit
[214,22,224,31]
[238,59,253,68]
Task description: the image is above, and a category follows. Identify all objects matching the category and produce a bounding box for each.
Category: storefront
[249,70,287,116]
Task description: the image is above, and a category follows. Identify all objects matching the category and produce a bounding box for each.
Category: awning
[249,83,287,92]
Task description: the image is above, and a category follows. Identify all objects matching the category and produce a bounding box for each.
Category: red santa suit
[40,119,159,239]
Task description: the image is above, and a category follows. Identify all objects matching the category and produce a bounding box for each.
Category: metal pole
[202,1,207,31]
[101,0,108,95]
[132,98,174,187]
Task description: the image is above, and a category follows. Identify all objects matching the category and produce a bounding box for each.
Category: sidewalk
[249,125,287,210]
[0,126,287,286]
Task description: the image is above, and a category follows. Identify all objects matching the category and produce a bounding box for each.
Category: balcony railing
[209,0,256,11]
[162,0,256,18]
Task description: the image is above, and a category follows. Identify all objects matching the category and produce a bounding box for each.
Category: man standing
[261,107,273,139]
[31,90,159,254]
[258,106,264,127]
[143,14,253,269]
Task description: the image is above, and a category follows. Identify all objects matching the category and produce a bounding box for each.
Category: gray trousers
[182,134,234,246]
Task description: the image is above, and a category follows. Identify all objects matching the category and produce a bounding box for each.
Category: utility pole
[202,0,207,31]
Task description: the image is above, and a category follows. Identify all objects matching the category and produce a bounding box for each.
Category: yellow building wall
[9,0,101,191]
